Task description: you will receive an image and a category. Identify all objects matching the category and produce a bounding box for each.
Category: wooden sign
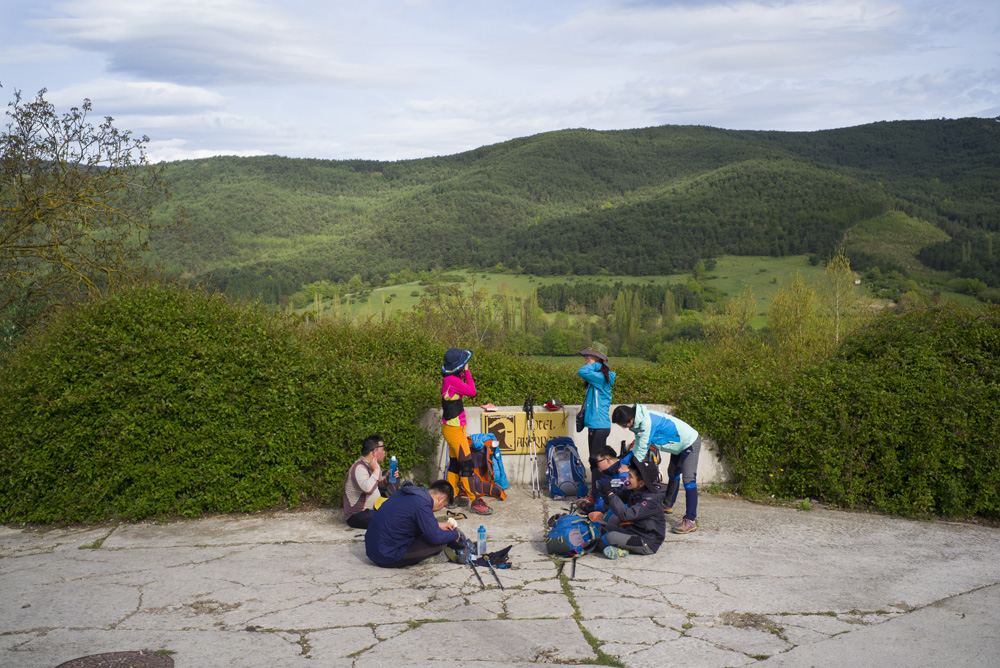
[480,410,569,455]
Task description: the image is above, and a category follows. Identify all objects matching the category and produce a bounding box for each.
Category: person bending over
[365,480,464,568]
[612,403,702,535]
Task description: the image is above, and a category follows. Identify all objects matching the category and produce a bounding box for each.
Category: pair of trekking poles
[464,549,505,590]
[523,395,541,499]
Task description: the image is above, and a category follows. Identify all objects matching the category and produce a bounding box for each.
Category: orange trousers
[442,423,476,501]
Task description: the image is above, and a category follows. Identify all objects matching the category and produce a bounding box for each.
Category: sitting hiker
[586,458,666,559]
[577,445,623,510]
[343,434,401,530]
[612,403,702,534]
[365,480,464,568]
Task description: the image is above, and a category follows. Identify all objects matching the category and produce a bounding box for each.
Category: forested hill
[147,118,1000,300]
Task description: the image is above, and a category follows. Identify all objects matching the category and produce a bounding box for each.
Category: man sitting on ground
[576,445,622,511]
[343,434,399,529]
[365,480,464,568]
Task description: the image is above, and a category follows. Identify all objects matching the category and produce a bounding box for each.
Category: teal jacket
[629,403,699,462]
[577,362,615,430]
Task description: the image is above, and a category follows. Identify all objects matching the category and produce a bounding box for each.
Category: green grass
[844,211,950,271]
[698,255,830,327]
[302,269,697,319]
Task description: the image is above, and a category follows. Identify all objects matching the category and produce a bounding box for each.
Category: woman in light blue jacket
[577,348,616,488]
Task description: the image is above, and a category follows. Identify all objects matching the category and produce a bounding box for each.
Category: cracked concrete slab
[3,489,999,668]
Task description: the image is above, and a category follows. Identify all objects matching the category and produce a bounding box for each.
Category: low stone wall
[419,403,728,488]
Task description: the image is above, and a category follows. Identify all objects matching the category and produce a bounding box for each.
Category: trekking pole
[523,395,540,498]
[466,553,487,590]
[482,555,505,590]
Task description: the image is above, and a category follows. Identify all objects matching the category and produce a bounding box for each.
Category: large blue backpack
[544,437,589,499]
[545,514,601,556]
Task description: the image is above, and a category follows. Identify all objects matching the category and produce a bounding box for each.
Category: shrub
[679,304,1000,519]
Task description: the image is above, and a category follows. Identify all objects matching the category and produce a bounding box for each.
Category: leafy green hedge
[4,283,998,523]
[679,305,1000,519]
[0,283,582,523]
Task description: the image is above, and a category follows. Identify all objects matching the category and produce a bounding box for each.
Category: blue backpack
[544,437,589,499]
[545,514,601,556]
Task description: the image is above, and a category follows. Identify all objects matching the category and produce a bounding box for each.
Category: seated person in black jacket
[583,458,666,559]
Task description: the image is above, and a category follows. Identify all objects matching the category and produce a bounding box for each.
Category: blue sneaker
[603,545,628,559]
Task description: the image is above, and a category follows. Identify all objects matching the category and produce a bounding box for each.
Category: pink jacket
[441,369,476,427]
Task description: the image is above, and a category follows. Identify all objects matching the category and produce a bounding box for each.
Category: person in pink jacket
[440,347,492,515]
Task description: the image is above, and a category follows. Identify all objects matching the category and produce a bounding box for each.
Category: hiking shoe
[456,496,470,508]
[470,497,493,515]
[663,506,673,514]
[603,545,628,560]
[673,518,697,534]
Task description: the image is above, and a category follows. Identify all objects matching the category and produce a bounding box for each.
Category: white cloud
[50,80,227,113]
[40,0,402,86]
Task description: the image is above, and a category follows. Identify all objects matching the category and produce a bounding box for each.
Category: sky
[2,0,998,163]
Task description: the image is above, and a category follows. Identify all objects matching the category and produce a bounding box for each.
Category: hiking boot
[673,518,697,534]
[470,497,493,515]
[663,506,673,514]
[456,496,470,508]
[603,545,628,560]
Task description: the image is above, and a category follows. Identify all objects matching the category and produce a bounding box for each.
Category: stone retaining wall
[419,403,728,488]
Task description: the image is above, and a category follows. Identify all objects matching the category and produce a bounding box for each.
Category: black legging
[587,427,611,490]
[375,536,461,569]
[346,509,373,530]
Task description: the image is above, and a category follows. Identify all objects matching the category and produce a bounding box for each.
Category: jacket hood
[633,403,649,426]
[398,481,432,504]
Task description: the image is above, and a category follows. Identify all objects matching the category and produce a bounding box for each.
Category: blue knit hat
[441,348,473,375]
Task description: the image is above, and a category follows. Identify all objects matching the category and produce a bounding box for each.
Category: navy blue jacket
[365,482,459,565]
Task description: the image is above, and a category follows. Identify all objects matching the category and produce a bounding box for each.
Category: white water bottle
[477,525,487,555]
[388,456,398,483]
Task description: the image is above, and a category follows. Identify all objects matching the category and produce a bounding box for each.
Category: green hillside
[146,119,1000,302]
[844,211,951,273]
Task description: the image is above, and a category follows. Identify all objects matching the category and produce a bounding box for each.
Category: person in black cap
[440,347,493,515]
[585,457,666,559]
[577,348,616,495]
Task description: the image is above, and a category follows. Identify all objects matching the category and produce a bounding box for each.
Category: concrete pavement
[3,487,999,668]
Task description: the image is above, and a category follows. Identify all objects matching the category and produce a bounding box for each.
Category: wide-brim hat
[632,457,663,491]
[442,348,473,375]
[578,348,608,365]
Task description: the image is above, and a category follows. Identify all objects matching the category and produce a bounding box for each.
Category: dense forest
[146,119,1000,302]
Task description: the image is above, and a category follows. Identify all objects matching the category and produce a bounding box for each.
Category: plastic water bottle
[477,525,487,555]
[388,456,398,483]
